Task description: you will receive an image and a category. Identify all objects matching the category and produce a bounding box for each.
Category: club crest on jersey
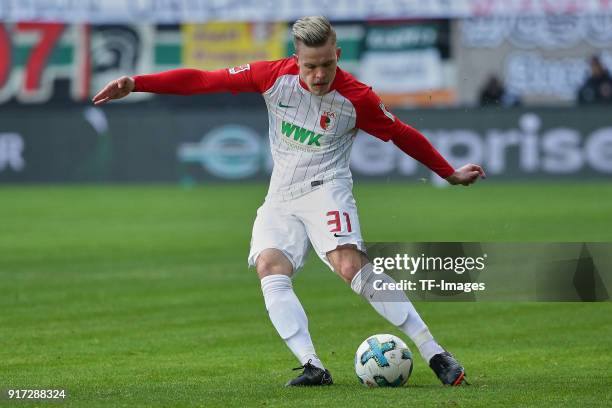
[379,102,395,122]
[319,111,337,131]
[228,64,250,74]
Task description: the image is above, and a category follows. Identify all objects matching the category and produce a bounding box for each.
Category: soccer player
[93,16,485,387]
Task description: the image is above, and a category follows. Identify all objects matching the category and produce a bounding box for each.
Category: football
[354,334,413,387]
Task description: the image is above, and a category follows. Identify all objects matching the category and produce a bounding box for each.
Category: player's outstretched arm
[91,60,287,105]
[445,164,486,186]
[353,90,487,186]
[91,64,271,105]
[92,76,135,105]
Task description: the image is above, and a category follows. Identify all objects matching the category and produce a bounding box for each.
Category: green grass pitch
[1,182,611,407]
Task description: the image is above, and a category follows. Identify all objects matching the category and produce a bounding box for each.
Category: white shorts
[248,180,366,272]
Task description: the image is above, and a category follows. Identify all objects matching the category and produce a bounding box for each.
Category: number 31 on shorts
[326,210,352,233]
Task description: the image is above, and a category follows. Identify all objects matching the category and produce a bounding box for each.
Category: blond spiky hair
[292,16,337,48]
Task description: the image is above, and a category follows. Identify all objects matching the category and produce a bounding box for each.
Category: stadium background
[1,1,611,407]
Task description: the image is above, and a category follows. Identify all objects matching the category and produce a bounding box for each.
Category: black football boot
[285,360,333,387]
[429,351,468,386]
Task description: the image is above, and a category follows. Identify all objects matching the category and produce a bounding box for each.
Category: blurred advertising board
[0,21,446,108]
[358,20,455,107]
[0,23,154,105]
[1,106,610,183]
[182,22,286,70]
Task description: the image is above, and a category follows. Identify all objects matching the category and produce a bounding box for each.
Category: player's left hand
[445,164,486,186]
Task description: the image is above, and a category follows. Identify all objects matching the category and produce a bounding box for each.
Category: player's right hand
[92,76,135,105]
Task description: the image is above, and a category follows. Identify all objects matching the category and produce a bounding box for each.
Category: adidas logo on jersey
[281,121,323,147]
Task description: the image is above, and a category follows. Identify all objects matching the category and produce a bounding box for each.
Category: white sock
[261,275,324,369]
[351,263,444,363]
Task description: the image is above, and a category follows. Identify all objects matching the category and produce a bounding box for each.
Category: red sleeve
[354,89,455,179]
[133,59,295,95]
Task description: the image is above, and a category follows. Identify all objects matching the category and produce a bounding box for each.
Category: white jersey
[263,73,357,200]
[220,58,419,202]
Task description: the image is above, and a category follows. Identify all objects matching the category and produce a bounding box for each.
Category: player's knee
[256,258,286,278]
[256,250,293,279]
[329,246,366,283]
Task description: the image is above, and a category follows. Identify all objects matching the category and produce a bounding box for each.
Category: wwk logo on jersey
[319,111,336,131]
[281,121,323,147]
